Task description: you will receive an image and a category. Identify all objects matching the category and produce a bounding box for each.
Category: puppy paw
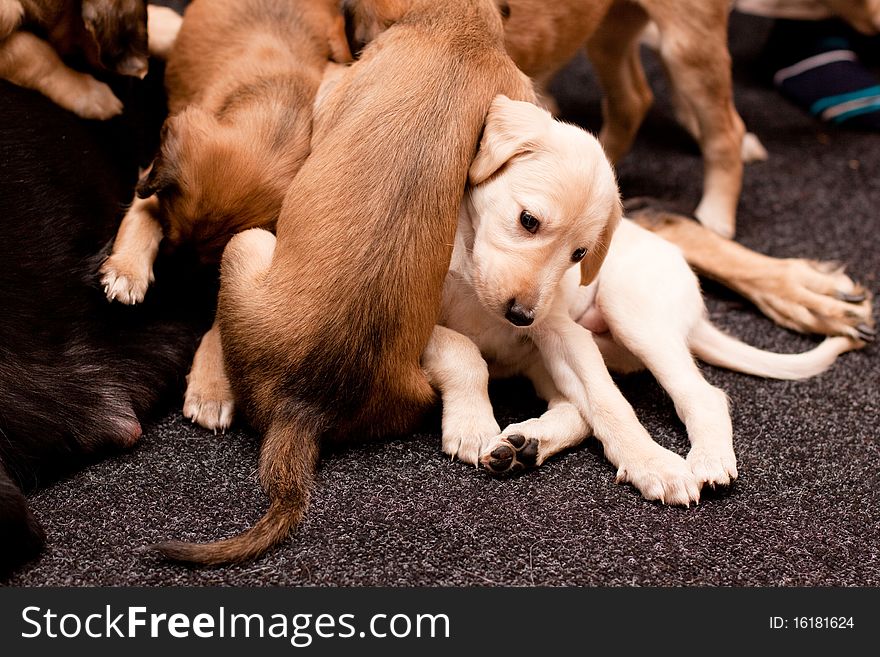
[741,132,768,163]
[70,75,123,120]
[615,449,701,507]
[748,259,874,340]
[100,253,153,304]
[687,445,738,488]
[183,381,235,433]
[481,434,538,474]
[441,417,500,466]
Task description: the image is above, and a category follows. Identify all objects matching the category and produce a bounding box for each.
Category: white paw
[183,382,235,433]
[615,447,701,506]
[441,416,500,466]
[741,132,768,163]
[687,445,738,488]
[100,254,153,304]
[72,76,123,120]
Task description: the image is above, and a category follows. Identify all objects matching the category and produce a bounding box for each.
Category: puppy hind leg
[585,2,652,164]
[100,194,163,305]
[183,320,235,433]
[0,31,123,119]
[421,325,500,466]
[481,360,591,474]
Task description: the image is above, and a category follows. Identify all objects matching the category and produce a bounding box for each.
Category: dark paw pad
[482,434,539,475]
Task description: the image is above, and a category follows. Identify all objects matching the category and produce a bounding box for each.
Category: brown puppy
[153,0,535,565]
[0,0,148,119]
[498,0,747,238]
[99,0,352,430]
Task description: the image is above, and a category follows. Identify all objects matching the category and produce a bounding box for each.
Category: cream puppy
[422,96,859,505]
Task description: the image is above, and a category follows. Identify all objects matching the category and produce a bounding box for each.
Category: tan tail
[690,318,856,380]
[153,414,320,566]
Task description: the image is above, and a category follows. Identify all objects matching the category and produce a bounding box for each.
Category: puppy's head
[464,95,621,328]
[81,0,149,78]
[137,108,291,263]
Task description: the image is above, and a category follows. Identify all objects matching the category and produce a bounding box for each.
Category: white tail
[690,319,855,380]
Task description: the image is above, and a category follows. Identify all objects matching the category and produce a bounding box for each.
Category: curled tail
[690,318,856,380]
[154,414,320,566]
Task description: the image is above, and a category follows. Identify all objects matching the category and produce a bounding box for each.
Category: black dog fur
[0,38,214,577]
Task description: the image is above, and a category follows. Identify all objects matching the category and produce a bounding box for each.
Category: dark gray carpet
[8,11,879,587]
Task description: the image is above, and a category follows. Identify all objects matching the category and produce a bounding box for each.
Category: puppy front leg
[0,31,122,119]
[531,314,701,506]
[147,5,183,60]
[422,325,500,466]
[100,193,163,304]
[183,320,235,432]
[482,359,591,474]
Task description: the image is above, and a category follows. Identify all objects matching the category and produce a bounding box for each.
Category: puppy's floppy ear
[469,95,550,186]
[136,116,183,198]
[580,199,622,286]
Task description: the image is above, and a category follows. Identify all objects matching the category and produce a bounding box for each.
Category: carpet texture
[7,10,879,587]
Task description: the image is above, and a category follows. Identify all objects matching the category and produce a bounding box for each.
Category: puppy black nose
[505,300,534,327]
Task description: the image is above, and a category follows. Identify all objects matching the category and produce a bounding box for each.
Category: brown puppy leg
[631,209,875,341]
[648,2,745,238]
[183,320,235,433]
[585,1,652,165]
[100,194,163,304]
[0,30,122,119]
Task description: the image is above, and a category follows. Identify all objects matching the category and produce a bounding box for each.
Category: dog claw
[836,291,867,304]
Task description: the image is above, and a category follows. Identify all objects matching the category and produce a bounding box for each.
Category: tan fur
[0,0,148,118]
[155,0,536,565]
[100,0,352,430]
[499,0,746,237]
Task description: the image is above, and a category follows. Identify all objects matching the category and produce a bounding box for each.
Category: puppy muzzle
[505,300,535,327]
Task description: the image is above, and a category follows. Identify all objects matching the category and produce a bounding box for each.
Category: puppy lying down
[423,96,860,505]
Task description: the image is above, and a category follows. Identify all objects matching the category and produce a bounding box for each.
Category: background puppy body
[100,0,351,430]
[152,0,536,565]
[429,97,858,504]
[0,0,148,118]
[502,0,747,237]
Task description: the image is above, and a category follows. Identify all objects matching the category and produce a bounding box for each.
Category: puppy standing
[99,0,352,430]
[427,97,862,503]
[153,0,536,565]
[0,0,149,119]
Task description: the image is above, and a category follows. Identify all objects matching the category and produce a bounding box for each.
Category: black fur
[0,53,214,577]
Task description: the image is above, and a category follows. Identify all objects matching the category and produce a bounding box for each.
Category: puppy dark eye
[572,248,587,262]
[520,210,539,234]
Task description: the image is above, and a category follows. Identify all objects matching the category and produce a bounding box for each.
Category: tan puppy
[150,0,535,565]
[99,0,352,430]
[426,96,862,505]
[498,0,748,238]
[0,0,149,119]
